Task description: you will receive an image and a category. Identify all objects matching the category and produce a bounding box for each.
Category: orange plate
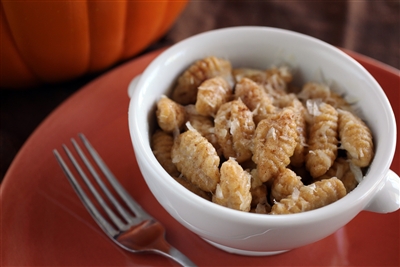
[1,48,399,266]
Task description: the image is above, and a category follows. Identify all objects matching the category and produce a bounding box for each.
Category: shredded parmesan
[306,99,322,116]
[292,187,300,201]
[215,184,224,199]
[309,183,316,192]
[267,127,277,140]
[185,121,196,132]
[230,118,240,135]
[349,162,364,183]
[252,103,261,116]
[279,135,290,141]
[237,191,246,210]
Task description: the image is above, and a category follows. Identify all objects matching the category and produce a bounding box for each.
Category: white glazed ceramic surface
[128,26,399,255]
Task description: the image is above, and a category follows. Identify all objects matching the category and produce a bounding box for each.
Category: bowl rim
[128,26,397,223]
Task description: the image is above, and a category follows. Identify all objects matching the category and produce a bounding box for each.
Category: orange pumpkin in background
[0,0,187,89]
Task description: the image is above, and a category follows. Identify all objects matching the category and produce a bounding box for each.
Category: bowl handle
[363,169,400,213]
[127,74,142,98]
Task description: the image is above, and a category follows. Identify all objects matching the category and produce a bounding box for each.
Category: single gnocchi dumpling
[264,66,293,92]
[195,76,233,117]
[297,82,352,111]
[173,175,212,201]
[248,166,269,212]
[233,66,292,100]
[212,158,252,212]
[250,183,268,208]
[232,68,268,84]
[305,101,339,178]
[286,97,308,167]
[271,168,304,202]
[151,130,180,177]
[250,183,271,214]
[338,109,374,167]
[317,157,360,193]
[252,108,298,182]
[270,177,347,214]
[234,78,276,124]
[171,56,233,105]
[214,98,255,163]
[267,66,293,83]
[185,110,222,156]
[156,95,187,134]
[171,125,220,192]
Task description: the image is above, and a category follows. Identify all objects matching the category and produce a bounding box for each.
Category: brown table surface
[1,1,399,181]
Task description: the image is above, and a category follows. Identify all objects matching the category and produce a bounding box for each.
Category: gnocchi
[150,56,374,215]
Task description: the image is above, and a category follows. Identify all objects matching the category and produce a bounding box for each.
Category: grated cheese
[215,184,224,199]
[349,162,363,183]
[267,127,277,140]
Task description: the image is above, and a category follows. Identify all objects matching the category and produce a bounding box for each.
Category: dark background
[1,0,399,181]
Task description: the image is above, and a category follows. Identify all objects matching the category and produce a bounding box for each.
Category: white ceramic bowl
[128,26,399,256]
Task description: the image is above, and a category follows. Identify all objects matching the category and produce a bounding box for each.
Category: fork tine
[79,133,152,220]
[71,138,135,225]
[53,149,118,237]
[62,142,127,231]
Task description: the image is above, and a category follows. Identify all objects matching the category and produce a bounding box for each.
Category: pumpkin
[0,0,187,89]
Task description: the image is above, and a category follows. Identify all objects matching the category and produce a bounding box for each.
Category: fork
[53,133,196,267]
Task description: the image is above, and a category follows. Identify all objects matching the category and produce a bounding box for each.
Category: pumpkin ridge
[87,0,126,73]
[0,5,40,88]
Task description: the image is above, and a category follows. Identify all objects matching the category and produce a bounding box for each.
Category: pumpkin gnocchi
[151,56,374,215]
